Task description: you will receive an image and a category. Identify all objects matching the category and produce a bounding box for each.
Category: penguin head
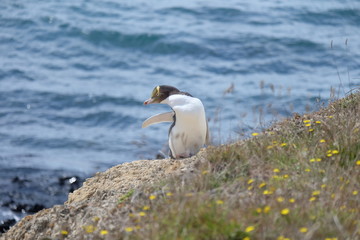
[144,85,180,105]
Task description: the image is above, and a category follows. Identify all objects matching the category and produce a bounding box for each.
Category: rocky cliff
[1,152,209,240]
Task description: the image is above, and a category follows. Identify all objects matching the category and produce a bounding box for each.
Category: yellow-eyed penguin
[142,85,209,159]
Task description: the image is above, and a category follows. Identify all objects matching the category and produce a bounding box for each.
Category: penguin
[142,85,209,159]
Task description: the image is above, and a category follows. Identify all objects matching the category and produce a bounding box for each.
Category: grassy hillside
[62,92,359,240]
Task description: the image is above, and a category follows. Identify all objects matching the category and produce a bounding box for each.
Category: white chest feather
[162,95,207,158]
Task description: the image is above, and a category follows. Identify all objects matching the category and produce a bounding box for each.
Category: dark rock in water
[58,176,82,193]
[0,219,16,233]
[2,201,45,213]
[0,168,87,234]
[11,177,31,185]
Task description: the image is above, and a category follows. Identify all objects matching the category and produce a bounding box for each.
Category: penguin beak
[144,98,155,105]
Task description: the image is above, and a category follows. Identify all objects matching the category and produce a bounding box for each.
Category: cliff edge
[1,153,209,240]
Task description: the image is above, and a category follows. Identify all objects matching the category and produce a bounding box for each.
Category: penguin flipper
[142,111,174,128]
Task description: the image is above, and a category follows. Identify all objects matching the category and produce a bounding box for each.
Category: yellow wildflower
[303,120,311,123]
[125,227,133,232]
[353,191,358,195]
[258,182,266,188]
[309,197,317,202]
[216,200,224,205]
[305,168,311,172]
[299,227,308,233]
[248,179,254,184]
[356,160,360,165]
[243,237,251,240]
[315,120,321,124]
[312,190,320,196]
[252,132,259,136]
[256,208,262,213]
[248,186,253,190]
[149,195,156,200]
[280,208,290,215]
[327,153,333,157]
[332,150,339,154]
[60,230,69,235]
[277,197,285,202]
[245,226,255,233]
[202,170,209,175]
[92,216,100,222]
[328,115,333,118]
[316,158,322,162]
[289,198,295,203]
[83,225,96,233]
[263,190,273,195]
[305,123,311,127]
[320,139,326,143]
[166,192,173,196]
[309,158,316,163]
[319,169,325,173]
[139,212,146,216]
[280,143,287,147]
[263,206,271,213]
[321,184,326,188]
[273,168,280,173]
[331,194,335,199]
[308,128,314,132]
[283,174,289,179]
[267,145,274,149]
[143,205,150,210]
[100,230,108,235]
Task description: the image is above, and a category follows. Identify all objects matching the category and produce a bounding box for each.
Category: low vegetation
[61,92,359,240]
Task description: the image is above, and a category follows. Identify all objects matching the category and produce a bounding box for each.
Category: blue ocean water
[0,0,359,225]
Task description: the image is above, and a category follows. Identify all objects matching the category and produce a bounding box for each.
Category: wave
[42,111,138,128]
[293,8,360,26]
[0,17,37,29]
[157,6,260,23]
[0,90,141,110]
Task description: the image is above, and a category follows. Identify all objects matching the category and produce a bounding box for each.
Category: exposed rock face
[0,151,208,240]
